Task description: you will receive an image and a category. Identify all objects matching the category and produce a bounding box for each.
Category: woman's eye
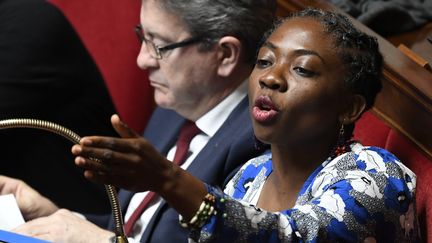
[255,59,272,68]
[293,67,316,77]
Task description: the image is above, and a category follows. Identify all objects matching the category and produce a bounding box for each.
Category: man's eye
[293,67,316,77]
[255,59,272,68]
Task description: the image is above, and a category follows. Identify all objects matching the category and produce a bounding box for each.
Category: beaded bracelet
[179,193,217,229]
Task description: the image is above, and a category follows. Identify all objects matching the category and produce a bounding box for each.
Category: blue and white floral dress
[188,143,418,242]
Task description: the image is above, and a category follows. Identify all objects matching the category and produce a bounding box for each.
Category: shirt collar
[195,80,248,137]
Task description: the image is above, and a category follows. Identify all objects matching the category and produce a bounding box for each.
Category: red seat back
[48,0,154,133]
[355,111,432,241]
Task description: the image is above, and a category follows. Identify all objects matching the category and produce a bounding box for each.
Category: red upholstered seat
[48,0,154,133]
[353,111,391,148]
[355,111,432,241]
[385,131,432,241]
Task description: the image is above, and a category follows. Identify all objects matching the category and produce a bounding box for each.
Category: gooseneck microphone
[0,118,128,243]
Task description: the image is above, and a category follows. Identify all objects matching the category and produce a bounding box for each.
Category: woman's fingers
[76,135,152,155]
[82,166,145,191]
[74,152,139,173]
[111,114,140,139]
[74,156,109,172]
[70,117,171,192]
[82,169,113,184]
[73,144,118,162]
[78,136,136,153]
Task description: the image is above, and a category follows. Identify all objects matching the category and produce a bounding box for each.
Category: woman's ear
[216,36,242,77]
[340,94,366,124]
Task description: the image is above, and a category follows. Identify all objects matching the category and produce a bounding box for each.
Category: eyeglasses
[134,24,204,60]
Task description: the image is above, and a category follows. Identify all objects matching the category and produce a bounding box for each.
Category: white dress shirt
[126,81,248,242]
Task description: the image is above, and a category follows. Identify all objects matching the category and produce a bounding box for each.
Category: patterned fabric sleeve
[188,145,419,242]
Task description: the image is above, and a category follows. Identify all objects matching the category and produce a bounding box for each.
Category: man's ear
[216,36,242,77]
[339,94,366,125]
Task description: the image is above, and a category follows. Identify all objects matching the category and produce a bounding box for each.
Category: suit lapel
[144,108,186,155]
[188,97,249,178]
[140,97,250,242]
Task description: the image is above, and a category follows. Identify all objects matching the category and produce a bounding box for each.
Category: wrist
[95,229,116,243]
[24,195,58,220]
[40,196,59,216]
[179,193,217,229]
[158,165,207,219]
[158,162,182,197]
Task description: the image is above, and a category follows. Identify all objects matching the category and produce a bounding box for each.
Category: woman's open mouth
[252,95,279,123]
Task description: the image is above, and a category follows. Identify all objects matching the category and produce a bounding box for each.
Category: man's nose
[137,44,158,70]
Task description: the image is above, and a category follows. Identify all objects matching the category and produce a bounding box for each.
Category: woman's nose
[259,70,287,92]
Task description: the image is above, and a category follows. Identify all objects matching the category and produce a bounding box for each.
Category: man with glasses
[134,24,205,60]
[1,0,276,242]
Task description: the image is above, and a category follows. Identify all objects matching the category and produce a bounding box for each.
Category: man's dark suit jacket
[0,0,117,213]
[88,98,267,242]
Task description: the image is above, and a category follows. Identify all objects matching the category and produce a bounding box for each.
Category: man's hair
[266,8,383,139]
[155,0,277,65]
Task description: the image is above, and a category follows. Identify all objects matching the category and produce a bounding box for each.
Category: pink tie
[124,121,201,236]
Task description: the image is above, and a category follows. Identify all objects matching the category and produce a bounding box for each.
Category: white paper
[0,194,25,231]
